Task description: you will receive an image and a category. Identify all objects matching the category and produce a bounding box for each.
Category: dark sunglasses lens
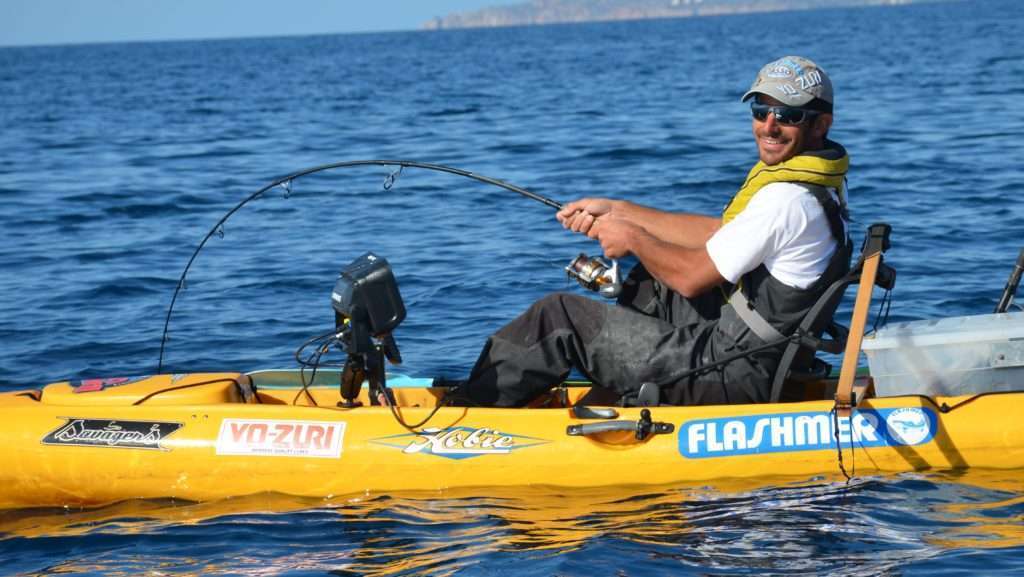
[751,103,770,122]
[774,108,807,125]
[750,102,810,125]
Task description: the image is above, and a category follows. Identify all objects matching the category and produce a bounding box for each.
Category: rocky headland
[422,0,938,29]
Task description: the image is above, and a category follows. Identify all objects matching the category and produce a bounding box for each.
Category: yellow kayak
[2,369,1022,510]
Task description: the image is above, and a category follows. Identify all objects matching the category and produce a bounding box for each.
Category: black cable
[867,286,893,336]
[293,329,339,364]
[831,406,854,482]
[157,159,563,372]
[293,330,341,407]
[294,341,331,407]
[650,331,800,389]
[381,389,451,433]
[131,377,243,406]
[292,323,459,430]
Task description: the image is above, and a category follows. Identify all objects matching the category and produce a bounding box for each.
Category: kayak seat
[770,225,896,403]
[583,225,895,409]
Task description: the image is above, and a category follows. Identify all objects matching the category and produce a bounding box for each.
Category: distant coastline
[422,0,951,30]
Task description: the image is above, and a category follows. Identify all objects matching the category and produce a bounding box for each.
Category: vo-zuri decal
[216,419,345,458]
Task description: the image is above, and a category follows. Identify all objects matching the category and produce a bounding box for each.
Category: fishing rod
[995,248,1024,313]
[156,159,622,372]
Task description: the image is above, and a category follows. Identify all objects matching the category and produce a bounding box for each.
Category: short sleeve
[706,182,825,285]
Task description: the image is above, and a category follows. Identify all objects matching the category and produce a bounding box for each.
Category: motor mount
[331,252,405,407]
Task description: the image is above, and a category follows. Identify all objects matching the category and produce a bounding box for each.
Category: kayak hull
[2,371,1022,509]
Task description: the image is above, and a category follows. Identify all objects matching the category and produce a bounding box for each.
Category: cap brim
[741,88,814,107]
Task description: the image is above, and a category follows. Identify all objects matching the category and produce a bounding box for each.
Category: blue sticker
[678,407,937,459]
[779,57,806,77]
[371,426,549,460]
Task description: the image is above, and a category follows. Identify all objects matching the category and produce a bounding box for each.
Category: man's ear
[814,113,833,139]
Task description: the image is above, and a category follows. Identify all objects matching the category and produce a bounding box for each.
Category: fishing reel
[331,252,405,408]
[566,254,622,299]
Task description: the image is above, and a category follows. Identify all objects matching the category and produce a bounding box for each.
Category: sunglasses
[750,102,820,126]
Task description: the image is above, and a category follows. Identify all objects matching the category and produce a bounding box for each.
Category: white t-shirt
[706,182,845,289]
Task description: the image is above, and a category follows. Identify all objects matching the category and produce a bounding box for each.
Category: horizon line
[0,0,965,50]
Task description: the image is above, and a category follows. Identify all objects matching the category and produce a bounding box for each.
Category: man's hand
[589,215,646,260]
[556,198,620,234]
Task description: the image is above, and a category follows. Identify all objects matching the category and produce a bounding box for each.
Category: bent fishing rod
[156,159,621,372]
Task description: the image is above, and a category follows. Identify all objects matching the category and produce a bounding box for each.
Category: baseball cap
[741,56,833,110]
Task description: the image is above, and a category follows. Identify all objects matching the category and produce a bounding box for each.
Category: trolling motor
[331,252,405,407]
[566,254,622,298]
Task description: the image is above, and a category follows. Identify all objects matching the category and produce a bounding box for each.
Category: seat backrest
[769,223,895,403]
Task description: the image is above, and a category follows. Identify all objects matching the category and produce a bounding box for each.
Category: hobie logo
[216,419,345,458]
[679,408,937,459]
[371,427,548,460]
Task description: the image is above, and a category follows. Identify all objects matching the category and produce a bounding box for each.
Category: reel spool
[566,254,622,299]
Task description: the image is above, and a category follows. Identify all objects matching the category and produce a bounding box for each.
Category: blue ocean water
[2,0,1024,574]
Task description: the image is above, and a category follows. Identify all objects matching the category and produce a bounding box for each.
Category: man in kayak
[457,56,851,407]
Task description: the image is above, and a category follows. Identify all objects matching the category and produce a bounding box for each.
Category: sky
[0,0,506,47]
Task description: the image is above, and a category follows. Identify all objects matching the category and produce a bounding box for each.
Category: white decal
[403,427,514,456]
[680,408,934,459]
[796,70,823,90]
[766,65,794,78]
[885,408,931,446]
[216,419,345,458]
[777,84,800,97]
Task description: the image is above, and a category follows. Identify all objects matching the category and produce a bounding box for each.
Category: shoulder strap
[800,182,848,245]
[729,287,785,342]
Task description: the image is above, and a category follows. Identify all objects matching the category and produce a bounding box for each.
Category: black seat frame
[768,225,896,402]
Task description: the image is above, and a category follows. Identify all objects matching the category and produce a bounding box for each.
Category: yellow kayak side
[1,372,1023,509]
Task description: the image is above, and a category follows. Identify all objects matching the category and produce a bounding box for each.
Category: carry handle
[567,409,675,441]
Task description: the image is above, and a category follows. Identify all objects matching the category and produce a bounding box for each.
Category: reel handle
[598,259,622,298]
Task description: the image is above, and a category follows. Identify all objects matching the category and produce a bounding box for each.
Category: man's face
[751,95,832,165]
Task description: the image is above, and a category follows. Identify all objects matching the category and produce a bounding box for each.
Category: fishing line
[157,159,566,372]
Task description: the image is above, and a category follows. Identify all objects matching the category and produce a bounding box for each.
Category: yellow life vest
[722,142,849,224]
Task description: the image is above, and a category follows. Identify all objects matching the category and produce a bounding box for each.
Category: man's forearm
[616,201,722,248]
[627,227,726,298]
